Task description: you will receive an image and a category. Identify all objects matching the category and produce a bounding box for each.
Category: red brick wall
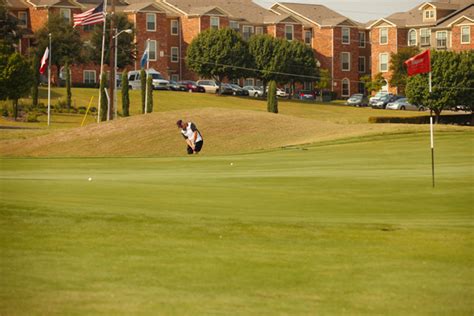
[451,25,474,51]
[370,26,398,94]
[272,23,303,41]
[333,27,360,97]
[29,7,48,33]
[181,16,200,80]
[312,28,333,76]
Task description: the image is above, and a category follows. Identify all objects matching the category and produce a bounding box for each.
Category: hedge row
[369,114,473,125]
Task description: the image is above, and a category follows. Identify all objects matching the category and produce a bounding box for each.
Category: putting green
[0,131,473,314]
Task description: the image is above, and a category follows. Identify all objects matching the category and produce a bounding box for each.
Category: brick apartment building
[5,0,473,98]
[368,0,473,95]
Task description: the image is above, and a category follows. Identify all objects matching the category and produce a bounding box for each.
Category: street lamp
[113,28,132,119]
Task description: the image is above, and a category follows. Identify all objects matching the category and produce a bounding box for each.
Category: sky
[254,0,421,23]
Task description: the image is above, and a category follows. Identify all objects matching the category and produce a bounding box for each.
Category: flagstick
[429,71,435,188]
[47,33,51,126]
[97,0,108,123]
[144,38,149,115]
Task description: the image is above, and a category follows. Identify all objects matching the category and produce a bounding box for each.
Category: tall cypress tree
[140,69,146,113]
[146,75,153,113]
[267,80,278,114]
[121,70,129,116]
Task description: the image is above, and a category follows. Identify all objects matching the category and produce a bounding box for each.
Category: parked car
[297,90,316,100]
[243,86,264,97]
[450,105,472,112]
[127,69,169,90]
[218,83,234,95]
[167,80,186,91]
[178,80,205,93]
[196,80,220,93]
[227,84,249,96]
[370,93,402,109]
[346,94,369,107]
[276,88,288,98]
[386,98,425,111]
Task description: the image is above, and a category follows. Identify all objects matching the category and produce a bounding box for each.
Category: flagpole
[47,33,51,126]
[97,0,108,123]
[144,38,149,115]
[428,53,434,188]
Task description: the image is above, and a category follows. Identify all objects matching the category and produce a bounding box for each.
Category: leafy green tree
[285,40,318,96]
[89,14,135,68]
[121,70,129,116]
[0,53,34,119]
[389,47,420,93]
[140,69,146,113]
[0,0,21,52]
[34,14,83,86]
[187,28,252,94]
[406,50,474,122]
[31,54,40,107]
[316,68,331,91]
[267,80,278,113]
[65,62,71,110]
[146,75,153,113]
[361,73,386,94]
[99,72,107,121]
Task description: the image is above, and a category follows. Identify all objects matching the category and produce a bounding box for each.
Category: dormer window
[424,9,435,21]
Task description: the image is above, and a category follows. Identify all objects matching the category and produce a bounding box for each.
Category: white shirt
[181,122,202,143]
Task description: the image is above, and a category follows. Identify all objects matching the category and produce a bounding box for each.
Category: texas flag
[39,47,49,75]
[404,50,431,76]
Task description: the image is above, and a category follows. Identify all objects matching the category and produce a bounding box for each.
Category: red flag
[404,50,431,76]
[39,47,49,74]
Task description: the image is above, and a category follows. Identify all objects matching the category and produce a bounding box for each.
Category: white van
[127,69,169,90]
[196,80,219,93]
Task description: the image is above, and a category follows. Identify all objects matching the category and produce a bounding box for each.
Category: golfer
[176,119,204,154]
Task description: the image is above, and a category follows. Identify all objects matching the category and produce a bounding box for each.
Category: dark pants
[187,140,203,154]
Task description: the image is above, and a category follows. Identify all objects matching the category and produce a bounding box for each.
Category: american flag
[73,2,105,28]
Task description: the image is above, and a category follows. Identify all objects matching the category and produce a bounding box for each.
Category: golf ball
[230,163,233,166]
[88,177,92,181]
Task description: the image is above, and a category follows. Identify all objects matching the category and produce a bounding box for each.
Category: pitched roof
[5,0,29,9]
[27,0,83,8]
[437,4,474,27]
[162,0,277,24]
[271,2,359,27]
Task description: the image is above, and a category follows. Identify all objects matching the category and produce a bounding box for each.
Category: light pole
[112,28,132,119]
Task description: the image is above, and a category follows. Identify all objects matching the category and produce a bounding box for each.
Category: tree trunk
[434,108,442,124]
[262,79,267,98]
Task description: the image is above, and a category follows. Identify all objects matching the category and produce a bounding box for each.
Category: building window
[358,56,366,73]
[408,29,417,46]
[420,28,431,46]
[171,20,179,35]
[210,17,219,30]
[18,12,27,27]
[436,31,447,48]
[341,52,350,71]
[170,47,178,63]
[242,25,254,41]
[255,27,263,35]
[379,53,388,72]
[244,78,255,86]
[342,27,350,44]
[230,21,239,31]
[59,9,71,22]
[305,30,312,46]
[358,31,366,48]
[342,78,350,97]
[146,13,156,31]
[285,24,294,41]
[358,82,365,94]
[83,70,96,84]
[461,26,470,44]
[148,40,157,60]
[171,74,179,82]
[379,27,388,44]
[424,10,435,20]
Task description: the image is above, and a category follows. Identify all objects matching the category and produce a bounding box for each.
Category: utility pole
[108,0,116,120]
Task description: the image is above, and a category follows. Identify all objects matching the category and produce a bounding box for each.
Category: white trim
[447,15,474,27]
[149,40,157,61]
[379,53,389,72]
[255,26,263,35]
[460,25,471,44]
[358,56,366,73]
[368,18,397,29]
[146,13,156,32]
[342,27,350,44]
[271,3,321,27]
[408,28,417,46]
[341,78,350,97]
[83,70,96,84]
[420,28,431,46]
[358,31,366,48]
[170,19,179,35]
[285,24,294,41]
[59,8,71,22]
[341,52,350,71]
[436,30,448,48]
[305,29,312,46]
[210,16,220,30]
[171,46,179,63]
[379,27,388,45]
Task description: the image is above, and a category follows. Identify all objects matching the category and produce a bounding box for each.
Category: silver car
[243,85,264,97]
[386,98,425,111]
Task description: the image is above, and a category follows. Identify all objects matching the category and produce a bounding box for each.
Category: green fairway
[1,131,473,315]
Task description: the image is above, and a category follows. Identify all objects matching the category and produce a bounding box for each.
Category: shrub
[369,114,472,125]
[26,111,39,122]
[146,75,153,113]
[140,69,146,113]
[267,80,278,113]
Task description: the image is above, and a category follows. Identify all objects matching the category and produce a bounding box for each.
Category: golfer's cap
[176,119,183,127]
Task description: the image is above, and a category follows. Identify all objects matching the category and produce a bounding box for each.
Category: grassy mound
[0,107,397,157]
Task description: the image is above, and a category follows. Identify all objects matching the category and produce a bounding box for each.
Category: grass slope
[0,132,473,315]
